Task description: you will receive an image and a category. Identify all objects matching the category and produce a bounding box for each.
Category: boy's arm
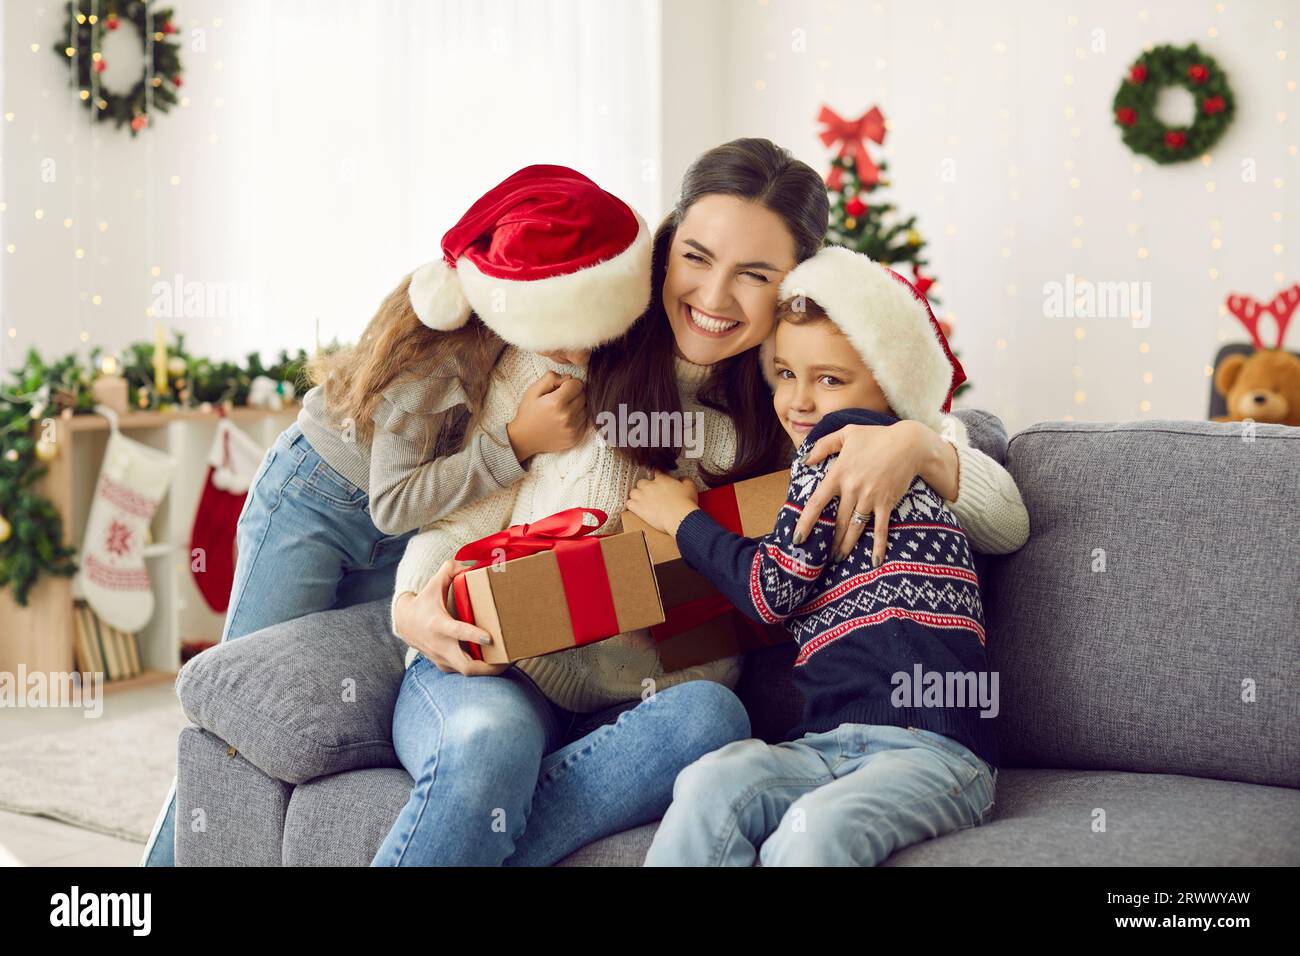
[674,458,839,624]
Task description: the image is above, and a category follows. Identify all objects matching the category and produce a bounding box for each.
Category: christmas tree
[818,105,969,398]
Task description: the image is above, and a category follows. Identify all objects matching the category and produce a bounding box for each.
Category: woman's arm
[793,417,1030,562]
[388,483,521,675]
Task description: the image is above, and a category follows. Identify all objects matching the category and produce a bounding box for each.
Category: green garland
[0,337,311,606]
[55,0,183,135]
[1112,43,1234,164]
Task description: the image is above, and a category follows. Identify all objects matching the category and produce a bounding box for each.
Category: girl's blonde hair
[307,275,504,452]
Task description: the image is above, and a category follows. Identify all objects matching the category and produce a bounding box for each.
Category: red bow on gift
[818,105,887,191]
[452,507,619,660]
[454,507,607,566]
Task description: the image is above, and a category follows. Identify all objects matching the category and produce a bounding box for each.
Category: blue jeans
[644,723,996,866]
[142,421,413,866]
[371,656,752,866]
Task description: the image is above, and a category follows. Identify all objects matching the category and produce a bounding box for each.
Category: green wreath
[1112,43,1234,164]
[54,0,183,135]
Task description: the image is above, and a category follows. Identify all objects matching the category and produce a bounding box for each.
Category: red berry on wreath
[106,15,119,30]
[1203,95,1225,115]
[1116,107,1138,127]
[1164,130,1186,148]
[1188,63,1209,84]
[131,114,149,132]
[846,196,867,216]
[173,74,183,87]
[93,59,107,73]
[1129,64,1147,84]
[163,20,177,34]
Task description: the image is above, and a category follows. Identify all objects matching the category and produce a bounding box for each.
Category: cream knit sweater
[393,349,745,713]
[393,349,1030,713]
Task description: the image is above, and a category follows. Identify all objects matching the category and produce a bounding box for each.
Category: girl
[143,163,650,867]
[381,139,1029,866]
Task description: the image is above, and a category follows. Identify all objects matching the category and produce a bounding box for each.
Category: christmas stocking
[190,419,264,613]
[79,420,176,634]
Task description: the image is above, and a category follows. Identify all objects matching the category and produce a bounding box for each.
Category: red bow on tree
[818,105,887,191]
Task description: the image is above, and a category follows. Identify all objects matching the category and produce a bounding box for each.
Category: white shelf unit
[0,406,298,679]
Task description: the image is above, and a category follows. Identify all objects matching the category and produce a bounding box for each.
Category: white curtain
[225,0,661,354]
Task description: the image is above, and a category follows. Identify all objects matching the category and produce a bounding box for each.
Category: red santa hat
[407,164,651,352]
[760,246,967,436]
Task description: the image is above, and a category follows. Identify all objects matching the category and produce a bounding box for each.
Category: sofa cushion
[985,420,1300,788]
[282,767,413,867]
[882,768,1300,866]
[175,726,292,866]
[175,599,409,784]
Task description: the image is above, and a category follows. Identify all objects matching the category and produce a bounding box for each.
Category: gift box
[448,507,665,664]
[622,470,794,670]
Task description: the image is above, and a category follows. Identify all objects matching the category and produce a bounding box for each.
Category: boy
[625,246,1001,866]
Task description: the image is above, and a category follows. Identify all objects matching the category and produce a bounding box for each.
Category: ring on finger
[850,510,870,525]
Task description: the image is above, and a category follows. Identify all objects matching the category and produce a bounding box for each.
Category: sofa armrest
[953,408,1010,465]
[176,599,408,785]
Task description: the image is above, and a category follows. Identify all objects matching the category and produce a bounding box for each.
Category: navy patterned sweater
[675,408,999,768]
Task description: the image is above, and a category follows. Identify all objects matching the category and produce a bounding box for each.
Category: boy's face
[771,319,892,446]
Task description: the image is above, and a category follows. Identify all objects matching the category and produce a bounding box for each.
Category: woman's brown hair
[586,137,830,485]
[306,275,504,453]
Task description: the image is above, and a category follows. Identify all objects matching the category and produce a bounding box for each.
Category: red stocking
[190,419,265,614]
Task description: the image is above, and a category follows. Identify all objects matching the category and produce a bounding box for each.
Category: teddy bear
[1213,285,1300,427]
[1213,349,1300,426]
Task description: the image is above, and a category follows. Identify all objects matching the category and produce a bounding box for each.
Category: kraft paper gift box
[448,507,665,665]
[622,470,793,671]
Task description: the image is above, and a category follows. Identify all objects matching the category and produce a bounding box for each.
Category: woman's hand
[626,471,700,537]
[506,371,588,462]
[792,419,959,566]
[393,559,509,676]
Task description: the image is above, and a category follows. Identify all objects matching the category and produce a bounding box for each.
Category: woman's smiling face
[662,194,799,366]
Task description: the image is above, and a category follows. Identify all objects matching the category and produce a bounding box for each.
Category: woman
[380,138,1029,866]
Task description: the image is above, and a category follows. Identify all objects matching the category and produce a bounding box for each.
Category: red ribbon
[696,483,743,535]
[450,507,620,660]
[818,105,886,191]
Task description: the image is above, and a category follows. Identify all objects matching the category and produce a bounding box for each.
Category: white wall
[1,0,661,368]
[5,1,1296,434]
[695,0,1299,432]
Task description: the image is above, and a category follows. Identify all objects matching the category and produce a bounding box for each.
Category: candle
[153,323,168,394]
[93,355,129,414]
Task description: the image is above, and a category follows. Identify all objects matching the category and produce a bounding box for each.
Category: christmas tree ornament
[190,419,265,613]
[815,103,969,401]
[35,438,58,462]
[78,407,176,633]
[1112,44,1234,164]
[0,514,11,543]
[816,105,886,190]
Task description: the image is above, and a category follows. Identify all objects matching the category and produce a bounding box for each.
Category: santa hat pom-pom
[408,259,471,330]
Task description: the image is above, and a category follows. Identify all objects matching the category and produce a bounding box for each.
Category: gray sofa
[172,412,1300,865]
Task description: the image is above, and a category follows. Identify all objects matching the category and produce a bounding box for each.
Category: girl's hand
[793,419,957,566]
[626,472,700,537]
[393,559,509,677]
[506,371,588,461]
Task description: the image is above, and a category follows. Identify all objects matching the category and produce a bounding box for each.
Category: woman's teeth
[688,305,740,334]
